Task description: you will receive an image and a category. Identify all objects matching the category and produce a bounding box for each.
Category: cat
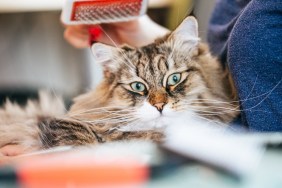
[0,17,239,156]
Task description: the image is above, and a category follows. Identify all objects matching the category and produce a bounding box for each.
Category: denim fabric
[207,0,282,131]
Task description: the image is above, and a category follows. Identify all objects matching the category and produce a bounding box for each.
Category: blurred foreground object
[1,126,282,188]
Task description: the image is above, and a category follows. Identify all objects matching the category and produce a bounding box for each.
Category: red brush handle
[88,26,102,45]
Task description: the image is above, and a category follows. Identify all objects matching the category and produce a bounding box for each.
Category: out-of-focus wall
[167,0,194,29]
[151,0,217,42]
[0,12,95,98]
[193,0,217,42]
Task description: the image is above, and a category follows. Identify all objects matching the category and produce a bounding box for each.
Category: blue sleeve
[208,0,282,131]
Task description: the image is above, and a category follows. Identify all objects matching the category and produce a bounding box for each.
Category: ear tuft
[171,16,199,47]
[91,43,113,63]
[91,43,121,73]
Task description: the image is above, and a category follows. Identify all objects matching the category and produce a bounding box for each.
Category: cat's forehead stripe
[154,55,168,73]
[167,53,175,69]
[118,43,175,87]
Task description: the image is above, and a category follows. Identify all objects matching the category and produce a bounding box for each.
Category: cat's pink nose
[153,102,165,113]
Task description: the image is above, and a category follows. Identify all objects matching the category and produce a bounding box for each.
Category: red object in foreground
[89,26,102,45]
[71,0,143,21]
[61,0,148,25]
[13,151,148,188]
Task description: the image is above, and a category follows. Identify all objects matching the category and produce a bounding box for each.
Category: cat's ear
[170,16,199,49]
[91,43,120,72]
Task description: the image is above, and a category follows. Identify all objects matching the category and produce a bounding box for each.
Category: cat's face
[111,46,206,130]
[70,17,238,130]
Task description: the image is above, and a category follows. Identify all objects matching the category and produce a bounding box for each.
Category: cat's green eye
[130,82,146,92]
[167,73,181,86]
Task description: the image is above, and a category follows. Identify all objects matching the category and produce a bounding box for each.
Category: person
[64,0,282,131]
[207,0,282,131]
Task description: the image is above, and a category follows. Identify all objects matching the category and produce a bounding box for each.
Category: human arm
[64,15,170,48]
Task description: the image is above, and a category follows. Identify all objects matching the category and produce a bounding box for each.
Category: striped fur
[0,17,238,156]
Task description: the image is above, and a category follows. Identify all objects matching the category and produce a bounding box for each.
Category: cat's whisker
[117,121,145,131]
[182,93,277,113]
[82,21,136,73]
[180,105,237,112]
[176,111,226,129]
[240,78,281,111]
[182,102,270,115]
[193,114,238,132]
[176,105,229,114]
[182,102,239,109]
[177,104,271,118]
[84,117,138,125]
[180,100,240,113]
[228,76,280,111]
[176,107,232,116]
[184,78,281,106]
[90,113,136,120]
[196,116,226,127]
[180,103,239,111]
[238,75,258,109]
[71,110,138,119]
[111,55,136,72]
[70,111,137,119]
[98,26,136,72]
[70,106,137,116]
[184,111,230,128]
[72,108,136,115]
[182,98,239,105]
[80,114,137,122]
[84,118,136,124]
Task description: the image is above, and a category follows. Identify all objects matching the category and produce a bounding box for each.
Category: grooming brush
[61,0,148,44]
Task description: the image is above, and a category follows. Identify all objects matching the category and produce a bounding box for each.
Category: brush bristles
[72,0,143,22]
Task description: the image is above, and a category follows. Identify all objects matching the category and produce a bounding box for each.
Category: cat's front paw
[0,144,29,157]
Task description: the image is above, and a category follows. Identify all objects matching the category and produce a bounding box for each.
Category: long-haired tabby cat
[0,17,239,156]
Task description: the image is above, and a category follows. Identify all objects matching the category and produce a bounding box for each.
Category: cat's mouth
[116,107,197,132]
[118,102,187,132]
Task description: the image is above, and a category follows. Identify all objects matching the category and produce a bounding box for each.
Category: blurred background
[0,0,216,106]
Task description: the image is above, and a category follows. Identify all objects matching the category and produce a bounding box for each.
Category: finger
[95,25,122,46]
[64,26,89,48]
[110,17,139,29]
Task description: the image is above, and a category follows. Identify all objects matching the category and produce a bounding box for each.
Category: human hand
[64,15,170,48]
